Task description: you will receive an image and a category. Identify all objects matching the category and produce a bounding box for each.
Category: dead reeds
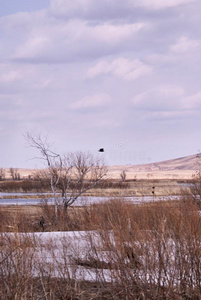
[0,194,201,299]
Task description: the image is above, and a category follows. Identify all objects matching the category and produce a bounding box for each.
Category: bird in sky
[98,148,104,152]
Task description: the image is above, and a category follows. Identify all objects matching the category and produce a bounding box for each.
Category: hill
[107,154,200,180]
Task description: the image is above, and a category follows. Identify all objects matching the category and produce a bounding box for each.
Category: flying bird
[98,148,104,152]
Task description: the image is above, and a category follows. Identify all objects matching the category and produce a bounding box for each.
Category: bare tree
[190,153,201,205]
[120,170,126,182]
[25,132,62,216]
[25,132,107,213]
[0,168,6,181]
[191,170,201,205]
[58,152,107,210]
[9,168,20,180]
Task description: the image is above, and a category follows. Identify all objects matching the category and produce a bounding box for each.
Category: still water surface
[0,193,181,206]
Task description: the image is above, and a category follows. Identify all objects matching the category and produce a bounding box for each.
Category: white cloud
[88,58,152,81]
[183,91,201,109]
[131,87,185,111]
[143,110,197,121]
[89,23,146,44]
[134,0,197,10]
[170,36,201,54]
[131,87,201,113]
[0,11,46,30]
[15,36,50,60]
[12,19,147,63]
[71,94,112,110]
[0,63,54,92]
[144,37,201,68]
[0,70,22,83]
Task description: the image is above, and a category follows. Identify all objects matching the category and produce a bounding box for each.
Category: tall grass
[0,196,201,299]
[78,198,201,299]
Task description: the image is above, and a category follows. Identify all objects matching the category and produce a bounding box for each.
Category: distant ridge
[108,154,199,179]
[138,154,199,171]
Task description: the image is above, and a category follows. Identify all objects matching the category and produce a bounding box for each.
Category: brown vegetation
[0,195,201,299]
[0,169,201,299]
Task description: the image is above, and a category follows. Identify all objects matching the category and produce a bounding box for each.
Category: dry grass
[0,194,192,233]
[0,178,188,197]
[0,196,201,299]
[76,198,201,299]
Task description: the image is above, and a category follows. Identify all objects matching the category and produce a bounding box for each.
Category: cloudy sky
[0,0,201,168]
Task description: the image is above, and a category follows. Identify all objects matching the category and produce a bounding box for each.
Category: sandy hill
[107,154,200,180]
[132,154,199,171]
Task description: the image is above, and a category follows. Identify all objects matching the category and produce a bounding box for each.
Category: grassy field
[0,178,190,197]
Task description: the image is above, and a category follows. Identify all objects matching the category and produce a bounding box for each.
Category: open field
[0,178,191,197]
[4,167,195,180]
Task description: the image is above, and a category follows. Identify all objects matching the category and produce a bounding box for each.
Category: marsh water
[0,192,181,206]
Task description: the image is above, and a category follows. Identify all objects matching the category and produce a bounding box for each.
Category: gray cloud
[50,0,198,20]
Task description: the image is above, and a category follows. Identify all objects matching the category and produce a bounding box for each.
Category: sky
[0,0,201,168]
